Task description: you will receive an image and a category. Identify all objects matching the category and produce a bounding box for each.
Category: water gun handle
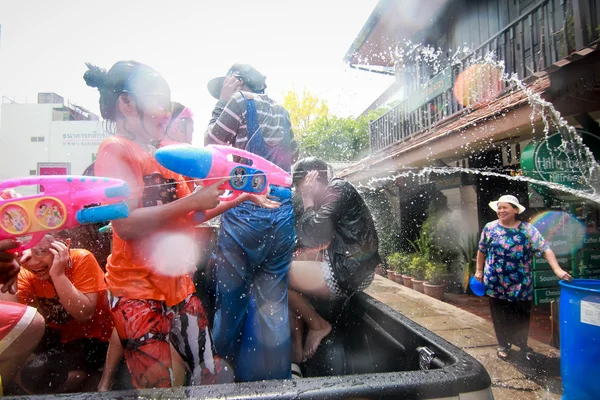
[0,177,49,191]
[268,185,292,200]
[8,232,46,253]
[76,203,129,224]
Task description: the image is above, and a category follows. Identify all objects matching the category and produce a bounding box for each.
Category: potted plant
[409,256,428,293]
[391,252,412,284]
[423,260,447,300]
[386,264,396,280]
[386,252,402,283]
[401,254,416,288]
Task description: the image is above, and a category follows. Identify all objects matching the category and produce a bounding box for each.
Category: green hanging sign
[521,129,600,197]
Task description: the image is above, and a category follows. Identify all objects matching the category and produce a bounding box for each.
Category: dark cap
[207,63,267,100]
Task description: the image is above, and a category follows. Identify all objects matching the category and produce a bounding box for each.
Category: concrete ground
[365,275,562,400]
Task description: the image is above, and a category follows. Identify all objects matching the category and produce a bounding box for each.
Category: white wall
[0,102,105,195]
[0,103,55,180]
[49,121,106,175]
[440,185,479,235]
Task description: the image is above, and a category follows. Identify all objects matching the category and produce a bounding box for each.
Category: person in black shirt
[289,157,381,364]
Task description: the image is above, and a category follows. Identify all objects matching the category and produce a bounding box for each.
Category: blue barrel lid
[559,279,600,294]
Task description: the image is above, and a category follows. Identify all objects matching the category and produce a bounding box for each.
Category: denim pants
[212,200,295,381]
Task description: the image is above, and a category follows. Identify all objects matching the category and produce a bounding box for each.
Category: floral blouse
[478,221,549,301]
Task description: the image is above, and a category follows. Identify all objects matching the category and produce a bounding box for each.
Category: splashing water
[530,211,586,255]
[355,43,600,202]
[148,232,201,277]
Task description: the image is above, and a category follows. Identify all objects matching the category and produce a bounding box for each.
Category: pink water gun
[155,144,292,221]
[0,176,130,251]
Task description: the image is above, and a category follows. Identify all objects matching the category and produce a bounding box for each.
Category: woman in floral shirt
[475,195,572,361]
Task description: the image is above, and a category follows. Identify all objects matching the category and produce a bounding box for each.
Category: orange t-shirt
[95,136,196,307]
[17,249,113,343]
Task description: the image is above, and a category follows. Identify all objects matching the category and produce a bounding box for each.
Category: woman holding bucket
[475,195,572,361]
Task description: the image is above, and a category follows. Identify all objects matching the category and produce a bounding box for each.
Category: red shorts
[0,300,37,356]
[108,293,222,389]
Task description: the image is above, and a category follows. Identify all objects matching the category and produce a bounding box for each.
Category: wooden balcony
[369,0,600,154]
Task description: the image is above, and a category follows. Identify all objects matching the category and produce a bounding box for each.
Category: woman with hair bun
[84,61,229,389]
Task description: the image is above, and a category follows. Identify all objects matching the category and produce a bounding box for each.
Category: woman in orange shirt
[84,61,227,389]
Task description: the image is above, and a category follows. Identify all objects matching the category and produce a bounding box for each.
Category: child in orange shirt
[84,60,231,389]
[17,234,112,394]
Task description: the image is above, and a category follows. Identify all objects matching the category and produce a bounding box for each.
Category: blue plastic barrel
[559,279,600,400]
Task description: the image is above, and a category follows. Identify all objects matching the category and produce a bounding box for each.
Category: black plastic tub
[7,292,492,400]
[6,226,492,399]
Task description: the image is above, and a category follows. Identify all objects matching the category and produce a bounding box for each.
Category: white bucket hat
[489,195,526,214]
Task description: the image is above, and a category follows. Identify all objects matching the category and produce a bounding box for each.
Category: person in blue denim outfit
[205,64,298,381]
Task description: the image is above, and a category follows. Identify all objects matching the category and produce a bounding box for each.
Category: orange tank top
[95,136,195,307]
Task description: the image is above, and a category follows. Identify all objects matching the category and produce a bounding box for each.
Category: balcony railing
[369,0,600,154]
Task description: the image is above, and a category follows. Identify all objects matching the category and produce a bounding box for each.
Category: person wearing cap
[205,64,299,381]
[475,195,572,361]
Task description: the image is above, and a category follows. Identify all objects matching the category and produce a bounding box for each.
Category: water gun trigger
[218,190,244,202]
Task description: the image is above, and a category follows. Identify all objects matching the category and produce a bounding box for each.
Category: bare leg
[97,328,123,392]
[289,261,335,361]
[58,370,87,393]
[289,307,304,364]
[289,288,331,361]
[170,343,185,387]
[0,311,44,392]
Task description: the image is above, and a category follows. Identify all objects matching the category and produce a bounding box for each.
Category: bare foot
[97,379,112,392]
[303,321,332,361]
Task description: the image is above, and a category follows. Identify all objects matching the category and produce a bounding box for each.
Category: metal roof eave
[343,0,391,64]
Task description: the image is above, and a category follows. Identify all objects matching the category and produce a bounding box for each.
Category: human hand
[49,240,71,279]
[555,268,573,282]
[245,194,281,209]
[475,269,484,282]
[0,239,21,294]
[219,76,244,102]
[189,178,228,210]
[300,171,319,201]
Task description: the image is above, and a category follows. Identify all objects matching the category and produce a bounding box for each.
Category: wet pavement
[365,275,563,400]
[443,292,553,345]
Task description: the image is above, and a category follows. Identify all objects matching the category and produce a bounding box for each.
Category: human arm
[47,241,96,322]
[95,142,225,240]
[475,226,488,281]
[0,191,23,293]
[205,78,245,146]
[295,175,341,248]
[98,328,123,392]
[542,249,573,281]
[475,251,485,281]
[0,239,21,294]
[528,223,572,281]
[112,181,225,240]
[202,193,280,222]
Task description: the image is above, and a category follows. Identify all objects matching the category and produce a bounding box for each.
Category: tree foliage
[283,89,389,162]
[282,89,329,138]
[299,115,368,161]
[300,109,388,162]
